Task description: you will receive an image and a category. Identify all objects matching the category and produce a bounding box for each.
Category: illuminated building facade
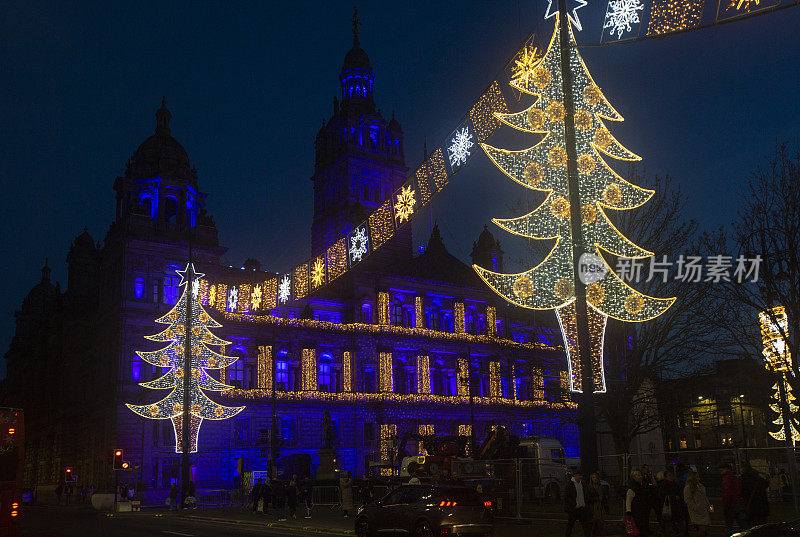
[2,22,577,494]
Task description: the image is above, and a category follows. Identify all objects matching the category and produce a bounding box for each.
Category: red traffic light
[113,449,125,470]
[66,468,71,473]
[114,450,122,457]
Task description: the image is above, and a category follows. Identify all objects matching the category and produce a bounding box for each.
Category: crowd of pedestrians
[249,475,315,521]
[561,461,774,537]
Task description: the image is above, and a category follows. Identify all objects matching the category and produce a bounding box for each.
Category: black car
[355,484,493,537]
[732,521,800,537]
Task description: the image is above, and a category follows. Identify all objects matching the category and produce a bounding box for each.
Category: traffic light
[121,461,129,470]
[65,467,75,482]
[255,428,269,458]
[113,449,124,470]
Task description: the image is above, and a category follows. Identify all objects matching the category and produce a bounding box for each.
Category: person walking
[340,474,354,518]
[626,469,651,537]
[658,469,683,537]
[359,476,374,508]
[64,482,72,505]
[586,472,608,536]
[642,465,661,528]
[741,461,769,528]
[684,471,711,537]
[300,477,313,518]
[55,483,63,506]
[251,478,262,513]
[721,463,746,536]
[169,483,178,511]
[564,469,591,537]
[272,479,286,521]
[287,475,298,520]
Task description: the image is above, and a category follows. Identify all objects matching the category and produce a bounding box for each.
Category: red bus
[0,408,23,537]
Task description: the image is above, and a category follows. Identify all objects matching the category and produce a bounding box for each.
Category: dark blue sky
[2,1,799,376]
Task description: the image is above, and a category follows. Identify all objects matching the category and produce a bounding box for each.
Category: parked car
[731,521,800,537]
[355,484,493,537]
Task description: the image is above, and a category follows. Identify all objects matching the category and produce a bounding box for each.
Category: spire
[41,258,51,283]
[155,95,172,136]
[351,5,361,47]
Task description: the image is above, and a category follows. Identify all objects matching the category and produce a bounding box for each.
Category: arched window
[363,368,375,393]
[140,194,154,218]
[228,348,245,389]
[318,352,333,392]
[391,294,404,326]
[163,264,181,305]
[165,195,178,227]
[133,277,145,299]
[275,350,289,391]
[465,307,475,334]
[427,300,442,331]
[361,302,372,324]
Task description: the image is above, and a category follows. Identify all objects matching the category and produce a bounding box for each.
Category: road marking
[162,532,197,536]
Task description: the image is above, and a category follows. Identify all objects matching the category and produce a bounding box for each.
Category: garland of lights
[760,306,800,444]
[126,264,245,453]
[474,14,674,393]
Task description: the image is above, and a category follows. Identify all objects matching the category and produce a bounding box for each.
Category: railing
[311,485,340,507]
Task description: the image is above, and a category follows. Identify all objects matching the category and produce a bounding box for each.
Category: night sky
[2,1,799,377]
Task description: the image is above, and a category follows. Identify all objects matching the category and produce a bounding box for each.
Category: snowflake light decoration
[311,258,325,287]
[350,227,369,263]
[251,284,262,311]
[394,185,417,223]
[278,276,291,303]
[511,45,541,84]
[447,127,474,168]
[545,0,589,31]
[603,0,644,38]
[227,287,238,312]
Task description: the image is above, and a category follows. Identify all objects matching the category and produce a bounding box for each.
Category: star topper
[176,263,205,288]
[544,0,589,31]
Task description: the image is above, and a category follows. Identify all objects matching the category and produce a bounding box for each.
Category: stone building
[2,21,578,493]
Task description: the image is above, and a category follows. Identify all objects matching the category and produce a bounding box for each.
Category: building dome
[68,227,97,260]
[126,97,193,183]
[342,43,371,71]
[475,224,497,251]
[21,260,58,314]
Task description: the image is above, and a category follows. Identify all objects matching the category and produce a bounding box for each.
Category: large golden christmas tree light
[474,14,674,393]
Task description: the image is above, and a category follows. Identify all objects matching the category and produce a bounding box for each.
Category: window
[234,419,249,445]
[131,357,142,382]
[522,422,533,437]
[363,423,375,445]
[721,432,733,446]
[153,278,161,303]
[363,370,375,393]
[318,355,332,392]
[391,303,404,326]
[228,350,245,388]
[382,488,405,506]
[692,412,700,427]
[276,355,289,391]
[165,195,178,226]
[361,303,372,324]
[695,438,702,448]
[680,436,687,449]
[281,417,295,442]
[163,265,181,305]
[134,277,145,299]
[432,367,443,396]
[501,377,509,399]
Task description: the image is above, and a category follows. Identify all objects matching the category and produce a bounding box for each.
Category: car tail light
[440,527,452,535]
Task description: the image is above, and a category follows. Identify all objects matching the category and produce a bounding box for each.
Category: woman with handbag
[684,471,711,537]
[626,469,650,537]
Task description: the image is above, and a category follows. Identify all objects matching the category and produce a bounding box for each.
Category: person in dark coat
[359,477,374,507]
[658,469,684,537]
[564,469,591,537]
[287,475,298,519]
[586,472,609,536]
[251,478,262,513]
[169,484,178,510]
[721,463,746,536]
[741,461,769,528]
[300,477,313,518]
[627,469,651,537]
[642,465,660,526]
[272,479,286,521]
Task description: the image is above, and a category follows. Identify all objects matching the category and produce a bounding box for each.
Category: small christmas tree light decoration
[769,378,800,444]
[474,14,674,393]
[126,264,244,453]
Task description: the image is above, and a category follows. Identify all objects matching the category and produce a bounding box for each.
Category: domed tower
[112,97,219,246]
[470,225,504,273]
[310,7,409,264]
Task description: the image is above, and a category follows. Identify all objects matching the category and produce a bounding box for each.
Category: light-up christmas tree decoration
[769,379,800,444]
[126,264,244,453]
[474,14,674,393]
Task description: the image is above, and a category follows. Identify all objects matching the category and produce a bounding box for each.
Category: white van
[517,436,569,500]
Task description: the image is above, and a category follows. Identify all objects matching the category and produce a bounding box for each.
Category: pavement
[22,501,792,536]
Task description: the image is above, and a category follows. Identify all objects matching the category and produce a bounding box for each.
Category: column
[416,355,431,395]
[454,302,465,333]
[379,351,393,393]
[257,345,272,390]
[486,306,496,336]
[302,348,317,391]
